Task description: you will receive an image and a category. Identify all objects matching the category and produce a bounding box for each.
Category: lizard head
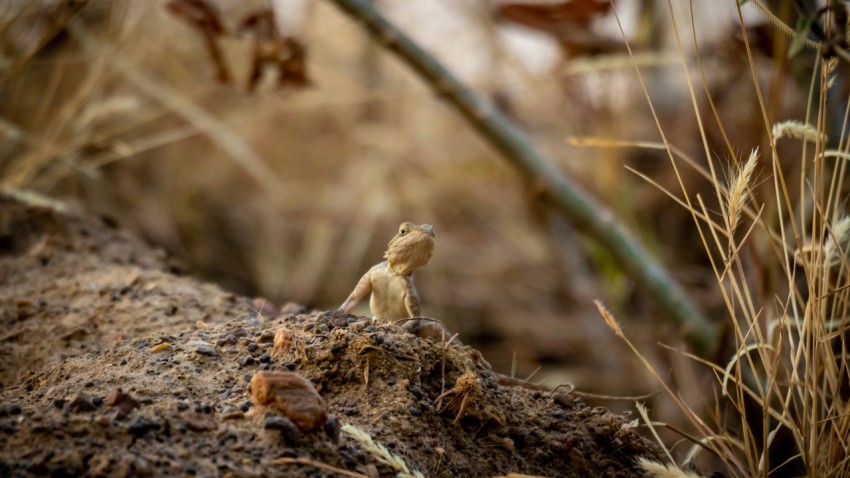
[384,222,435,276]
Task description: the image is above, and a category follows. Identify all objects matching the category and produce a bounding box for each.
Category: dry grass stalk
[600,2,850,476]
[273,457,370,478]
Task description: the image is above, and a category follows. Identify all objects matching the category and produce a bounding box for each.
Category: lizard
[334,222,435,321]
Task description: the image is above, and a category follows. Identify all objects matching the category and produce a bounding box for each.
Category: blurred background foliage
[0,0,819,411]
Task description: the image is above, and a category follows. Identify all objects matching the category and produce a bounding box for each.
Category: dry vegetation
[3,0,850,476]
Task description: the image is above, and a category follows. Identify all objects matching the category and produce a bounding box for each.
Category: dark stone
[104,388,139,419]
[238,356,255,368]
[8,404,21,415]
[258,353,271,363]
[196,346,220,357]
[127,416,161,437]
[258,330,275,343]
[324,415,340,444]
[264,415,301,445]
[67,393,97,413]
[231,328,248,338]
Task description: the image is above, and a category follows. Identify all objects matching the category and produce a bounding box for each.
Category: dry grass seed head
[724,149,758,237]
[637,458,703,478]
[824,216,850,267]
[341,424,425,478]
[772,120,823,144]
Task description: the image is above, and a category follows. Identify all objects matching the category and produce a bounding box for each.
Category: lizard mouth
[420,224,434,237]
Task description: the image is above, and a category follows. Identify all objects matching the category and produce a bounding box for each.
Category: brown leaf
[496,0,611,29]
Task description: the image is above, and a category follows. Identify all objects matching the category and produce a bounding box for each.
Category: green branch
[326,0,719,355]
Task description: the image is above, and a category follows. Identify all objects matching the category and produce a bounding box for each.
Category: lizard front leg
[337,270,373,314]
[403,274,421,317]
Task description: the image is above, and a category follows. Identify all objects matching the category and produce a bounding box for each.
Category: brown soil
[0,196,661,477]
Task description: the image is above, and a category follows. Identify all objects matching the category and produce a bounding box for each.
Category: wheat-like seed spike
[342,424,425,478]
[772,120,823,144]
[819,149,850,162]
[825,217,850,267]
[595,300,624,338]
[637,458,703,478]
[726,149,758,237]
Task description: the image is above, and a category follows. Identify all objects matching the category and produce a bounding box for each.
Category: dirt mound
[0,196,660,477]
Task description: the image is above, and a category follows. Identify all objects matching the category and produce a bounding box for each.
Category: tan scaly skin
[335,222,435,320]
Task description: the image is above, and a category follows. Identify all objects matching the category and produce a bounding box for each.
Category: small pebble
[231,328,248,338]
[127,416,160,437]
[279,448,297,459]
[258,353,271,363]
[183,412,215,432]
[9,405,21,415]
[258,330,275,343]
[105,388,139,419]
[324,415,340,444]
[247,343,258,353]
[238,356,255,368]
[250,371,327,432]
[68,393,97,413]
[263,415,301,445]
[196,346,220,357]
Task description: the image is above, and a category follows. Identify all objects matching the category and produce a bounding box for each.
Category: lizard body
[337,222,434,320]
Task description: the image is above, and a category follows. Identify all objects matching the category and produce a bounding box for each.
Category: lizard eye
[400,228,407,235]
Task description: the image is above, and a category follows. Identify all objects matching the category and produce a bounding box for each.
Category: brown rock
[273,328,294,353]
[67,392,97,412]
[182,412,215,432]
[104,388,139,419]
[280,302,307,315]
[258,329,275,343]
[249,371,327,432]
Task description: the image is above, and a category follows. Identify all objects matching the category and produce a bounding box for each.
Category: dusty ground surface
[0,196,661,477]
